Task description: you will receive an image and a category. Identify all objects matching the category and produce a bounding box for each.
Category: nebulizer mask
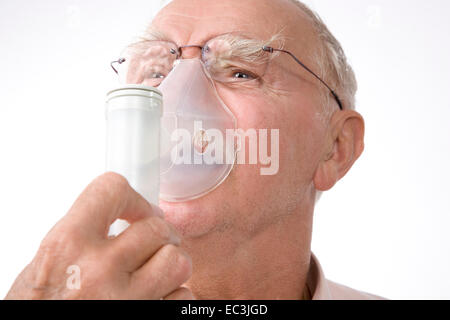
[105,34,272,208]
[158,59,237,201]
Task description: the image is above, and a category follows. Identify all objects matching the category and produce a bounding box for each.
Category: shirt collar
[306,252,332,300]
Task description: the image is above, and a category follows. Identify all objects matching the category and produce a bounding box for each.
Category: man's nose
[179,45,203,59]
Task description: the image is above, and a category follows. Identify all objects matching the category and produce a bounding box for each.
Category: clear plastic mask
[158,59,237,202]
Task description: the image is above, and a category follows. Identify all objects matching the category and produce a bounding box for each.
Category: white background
[1,0,449,299]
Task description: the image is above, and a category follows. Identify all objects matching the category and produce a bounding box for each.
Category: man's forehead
[151,0,314,48]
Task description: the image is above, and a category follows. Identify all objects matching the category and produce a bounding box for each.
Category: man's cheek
[218,90,271,127]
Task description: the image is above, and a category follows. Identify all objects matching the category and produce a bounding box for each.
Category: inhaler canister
[105,85,163,236]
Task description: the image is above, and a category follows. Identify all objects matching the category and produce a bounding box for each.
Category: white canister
[105,84,163,235]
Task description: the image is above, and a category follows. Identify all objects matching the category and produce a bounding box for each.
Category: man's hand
[5,172,194,300]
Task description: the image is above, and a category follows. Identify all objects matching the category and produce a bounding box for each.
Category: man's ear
[313,110,365,191]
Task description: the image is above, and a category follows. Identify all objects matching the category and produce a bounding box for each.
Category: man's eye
[150,72,165,79]
[233,72,251,79]
[207,65,260,84]
[231,70,257,81]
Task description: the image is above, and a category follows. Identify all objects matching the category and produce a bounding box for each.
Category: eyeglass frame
[111,42,344,111]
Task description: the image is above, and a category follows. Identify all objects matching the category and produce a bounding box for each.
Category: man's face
[156,0,329,240]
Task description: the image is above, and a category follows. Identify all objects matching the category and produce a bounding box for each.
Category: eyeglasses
[111,33,343,110]
[261,46,343,110]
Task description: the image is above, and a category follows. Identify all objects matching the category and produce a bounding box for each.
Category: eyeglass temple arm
[111,58,126,75]
[263,46,343,110]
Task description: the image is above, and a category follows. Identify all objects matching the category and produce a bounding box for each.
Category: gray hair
[286,1,358,202]
[289,0,357,113]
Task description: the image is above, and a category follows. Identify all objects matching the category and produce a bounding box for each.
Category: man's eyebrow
[213,32,286,63]
[138,27,286,63]
[141,26,280,46]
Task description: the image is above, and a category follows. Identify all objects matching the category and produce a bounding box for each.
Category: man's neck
[183,211,313,300]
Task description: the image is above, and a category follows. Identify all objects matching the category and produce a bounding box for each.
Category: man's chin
[158,198,219,239]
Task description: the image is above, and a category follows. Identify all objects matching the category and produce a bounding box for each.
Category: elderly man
[5,0,379,300]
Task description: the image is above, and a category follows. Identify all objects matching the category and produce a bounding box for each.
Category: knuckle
[39,226,77,253]
[31,239,72,292]
[87,172,132,209]
[29,251,54,290]
[38,235,58,253]
[96,172,130,194]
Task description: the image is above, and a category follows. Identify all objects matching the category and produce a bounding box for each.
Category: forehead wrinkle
[148,24,268,49]
[152,0,286,44]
